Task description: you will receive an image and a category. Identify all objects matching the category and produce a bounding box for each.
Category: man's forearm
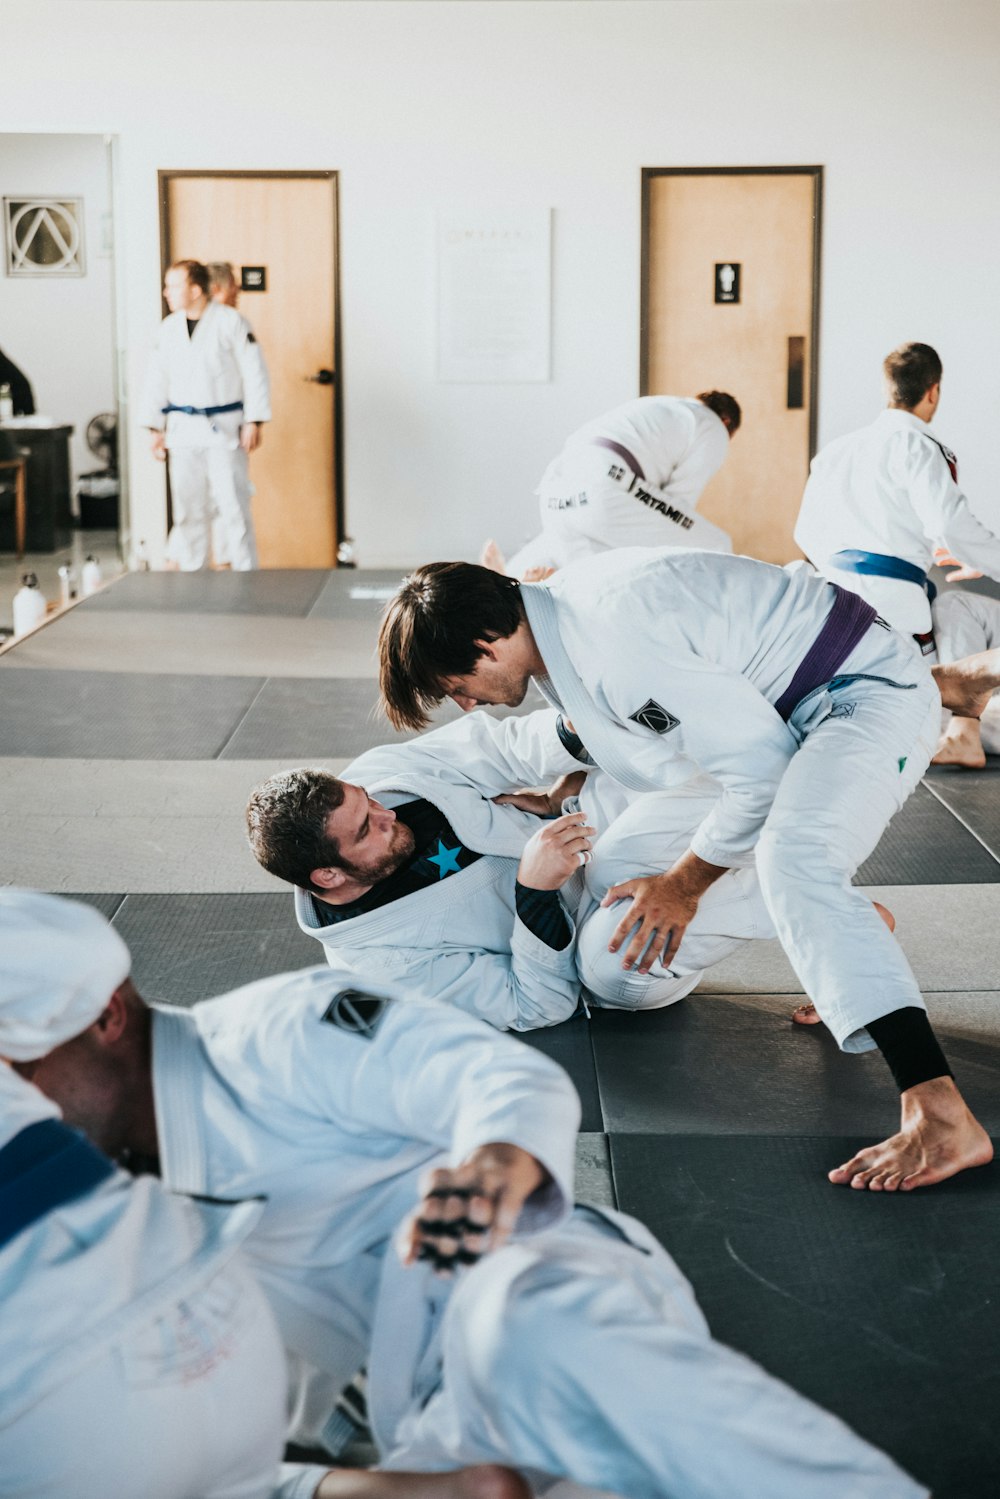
[668,848,729,897]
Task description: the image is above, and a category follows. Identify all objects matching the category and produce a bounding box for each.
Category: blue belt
[832,549,937,603]
[162,401,244,417]
[0,1117,115,1251]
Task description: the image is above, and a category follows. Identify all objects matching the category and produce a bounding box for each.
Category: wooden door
[162,173,339,567]
[642,169,820,563]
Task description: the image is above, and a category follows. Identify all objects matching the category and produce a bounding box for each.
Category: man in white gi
[795,341,1000,766]
[491,392,739,577]
[246,708,788,1026]
[142,258,271,571]
[9,897,927,1499]
[378,550,1000,1192]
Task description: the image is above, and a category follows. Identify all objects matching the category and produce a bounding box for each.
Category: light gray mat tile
[574,1133,616,1209]
[854,783,1000,884]
[0,758,351,818]
[111,893,319,1006]
[308,570,412,620]
[2,612,379,679]
[80,569,330,615]
[218,679,551,760]
[0,669,265,758]
[698,884,1000,995]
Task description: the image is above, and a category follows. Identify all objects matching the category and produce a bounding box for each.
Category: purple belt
[591,437,645,481]
[774,585,878,723]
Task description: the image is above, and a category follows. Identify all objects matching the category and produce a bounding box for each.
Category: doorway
[641,167,822,563]
[159,171,341,568]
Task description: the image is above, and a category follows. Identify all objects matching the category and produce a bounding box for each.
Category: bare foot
[932,648,1000,720]
[316,1464,530,1499]
[828,1076,993,1191]
[791,903,895,1026]
[932,715,987,769]
[480,538,507,574]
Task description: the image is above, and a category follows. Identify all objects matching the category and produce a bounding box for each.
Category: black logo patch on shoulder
[322,988,390,1040]
[628,699,680,734]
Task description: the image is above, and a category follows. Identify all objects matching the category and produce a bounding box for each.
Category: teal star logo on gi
[427,839,463,878]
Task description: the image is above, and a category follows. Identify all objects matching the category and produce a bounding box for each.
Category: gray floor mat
[0,669,265,758]
[308,569,412,620]
[111,893,321,1005]
[854,782,1000,883]
[925,763,1000,861]
[590,993,1000,1135]
[218,679,551,759]
[62,893,127,920]
[519,1012,603,1132]
[610,1132,1000,1499]
[82,569,330,615]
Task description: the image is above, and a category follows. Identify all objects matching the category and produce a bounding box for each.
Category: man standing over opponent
[378,549,1000,1192]
[142,258,271,571]
[485,391,739,577]
[795,341,1000,767]
[246,708,794,1027]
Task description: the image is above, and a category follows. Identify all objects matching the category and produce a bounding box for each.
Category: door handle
[304,368,335,385]
[787,338,805,409]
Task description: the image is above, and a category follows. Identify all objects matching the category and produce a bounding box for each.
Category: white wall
[0,133,116,492]
[2,0,998,566]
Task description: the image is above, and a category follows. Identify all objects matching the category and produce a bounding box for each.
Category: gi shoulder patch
[322,988,391,1041]
[628,698,680,734]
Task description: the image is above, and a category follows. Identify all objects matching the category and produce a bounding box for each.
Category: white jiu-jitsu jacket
[0,1067,325,1499]
[141,301,271,451]
[795,408,1000,634]
[295,710,587,1030]
[564,395,731,500]
[151,963,579,1407]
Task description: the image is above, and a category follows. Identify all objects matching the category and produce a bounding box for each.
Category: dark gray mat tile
[610,1133,1000,1499]
[308,569,412,620]
[931,565,1000,605]
[590,994,1000,1135]
[62,893,127,920]
[925,763,1000,861]
[111,893,320,1006]
[0,669,265,758]
[82,569,330,615]
[854,782,1000,883]
[219,678,551,759]
[520,1013,602,1133]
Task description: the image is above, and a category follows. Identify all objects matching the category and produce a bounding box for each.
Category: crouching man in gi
[377,549,1000,1192]
[794,340,1000,768]
[0,892,523,1499]
[7,894,927,1499]
[485,391,739,578]
[245,706,792,1025]
[142,258,271,571]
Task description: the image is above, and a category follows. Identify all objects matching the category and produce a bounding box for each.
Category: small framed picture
[4,197,85,277]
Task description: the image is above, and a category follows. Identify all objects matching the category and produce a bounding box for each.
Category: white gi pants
[575,781,775,1010]
[507,449,731,575]
[0,1259,290,1499]
[375,1208,924,1499]
[168,445,258,571]
[757,630,941,1052]
[932,590,1000,753]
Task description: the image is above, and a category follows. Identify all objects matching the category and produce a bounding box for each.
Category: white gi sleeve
[235,316,272,423]
[274,1464,331,1499]
[299,988,580,1227]
[332,920,581,1032]
[346,709,582,794]
[902,435,1000,578]
[140,326,170,430]
[604,662,796,865]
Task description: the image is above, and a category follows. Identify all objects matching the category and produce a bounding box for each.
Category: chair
[0,453,27,559]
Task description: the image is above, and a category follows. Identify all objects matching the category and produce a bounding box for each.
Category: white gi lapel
[151,1006,210,1195]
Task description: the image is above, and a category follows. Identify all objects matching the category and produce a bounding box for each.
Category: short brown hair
[378,562,525,731]
[169,259,211,297]
[697,391,741,434]
[206,261,237,292]
[883,343,942,409]
[246,769,347,890]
